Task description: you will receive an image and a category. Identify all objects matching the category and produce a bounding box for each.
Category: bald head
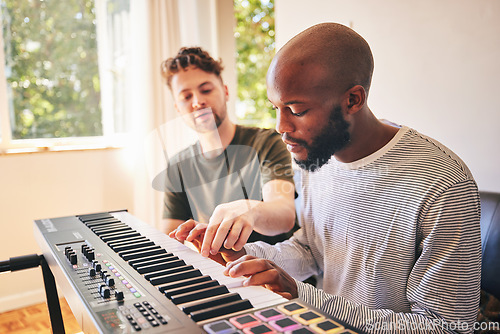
[269,23,374,95]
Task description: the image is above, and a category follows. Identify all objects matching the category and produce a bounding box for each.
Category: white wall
[275,0,500,192]
[0,149,136,312]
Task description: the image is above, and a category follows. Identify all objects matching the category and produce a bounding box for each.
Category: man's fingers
[242,267,280,287]
[232,225,253,251]
[185,224,206,243]
[210,219,234,255]
[222,220,245,251]
[169,219,196,241]
[224,256,270,278]
[168,227,187,240]
[270,290,293,300]
[200,220,220,257]
[222,256,298,299]
[222,255,251,276]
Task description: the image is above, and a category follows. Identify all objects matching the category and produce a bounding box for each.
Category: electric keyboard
[34,210,363,334]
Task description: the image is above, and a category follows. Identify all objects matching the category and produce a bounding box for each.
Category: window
[234,0,275,128]
[0,0,130,152]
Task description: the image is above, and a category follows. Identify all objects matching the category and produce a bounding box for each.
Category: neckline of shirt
[330,125,410,170]
[193,125,243,164]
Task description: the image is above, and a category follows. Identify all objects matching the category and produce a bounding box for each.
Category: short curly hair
[161,47,224,89]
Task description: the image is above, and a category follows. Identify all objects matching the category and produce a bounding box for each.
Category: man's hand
[168,219,204,244]
[223,255,298,300]
[171,180,295,259]
[168,219,246,265]
[202,200,258,257]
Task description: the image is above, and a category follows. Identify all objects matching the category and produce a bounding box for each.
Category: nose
[192,93,207,110]
[275,108,294,134]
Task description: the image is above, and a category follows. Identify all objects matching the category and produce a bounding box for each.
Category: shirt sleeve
[162,191,192,220]
[251,181,482,334]
[244,228,322,282]
[161,162,193,220]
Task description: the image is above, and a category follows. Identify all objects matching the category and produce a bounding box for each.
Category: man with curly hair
[155,47,297,253]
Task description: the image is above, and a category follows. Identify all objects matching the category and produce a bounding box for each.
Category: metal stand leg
[1,255,66,334]
[40,256,66,334]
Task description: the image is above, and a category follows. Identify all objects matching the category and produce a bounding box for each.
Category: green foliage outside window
[1,0,102,139]
[234,0,275,128]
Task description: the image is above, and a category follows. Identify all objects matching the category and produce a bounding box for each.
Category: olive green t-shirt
[156,125,296,244]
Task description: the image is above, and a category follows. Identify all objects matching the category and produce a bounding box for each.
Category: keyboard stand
[0,254,66,334]
[40,255,66,334]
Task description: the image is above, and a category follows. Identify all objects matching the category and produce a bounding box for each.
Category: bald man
[170,23,481,333]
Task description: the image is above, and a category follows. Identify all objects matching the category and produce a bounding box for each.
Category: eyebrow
[198,82,213,89]
[284,100,305,105]
[178,81,213,95]
[268,99,306,106]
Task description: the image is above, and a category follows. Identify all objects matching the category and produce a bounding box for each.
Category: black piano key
[129,253,175,269]
[189,299,253,322]
[165,280,220,299]
[79,211,112,218]
[181,292,242,314]
[107,236,148,247]
[149,268,202,286]
[101,231,140,242]
[157,275,213,293]
[144,265,194,281]
[93,226,129,236]
[85,221,122,230]
[84,218,121,227]
[78,212,113,222]
[91,222,127,232]
[121,247,166,261]
[112,241,155,253]
[79,216,114,224]
[94,226,133,236]
[119,245,160,256]
[171,285,229,305]
[136,258,185,274]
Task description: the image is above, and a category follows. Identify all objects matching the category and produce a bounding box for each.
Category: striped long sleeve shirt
[244,126,481,334]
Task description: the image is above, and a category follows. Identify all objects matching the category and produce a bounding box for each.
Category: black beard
[294,105,350,172]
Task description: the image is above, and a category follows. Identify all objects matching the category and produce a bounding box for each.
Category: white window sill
[0,134,130,156]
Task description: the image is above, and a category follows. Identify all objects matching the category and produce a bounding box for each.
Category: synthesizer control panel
[34,211,202,333]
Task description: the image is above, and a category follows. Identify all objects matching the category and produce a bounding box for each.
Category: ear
[173,102,181,114]
[224,84,229,102]
[345,85,366,115]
